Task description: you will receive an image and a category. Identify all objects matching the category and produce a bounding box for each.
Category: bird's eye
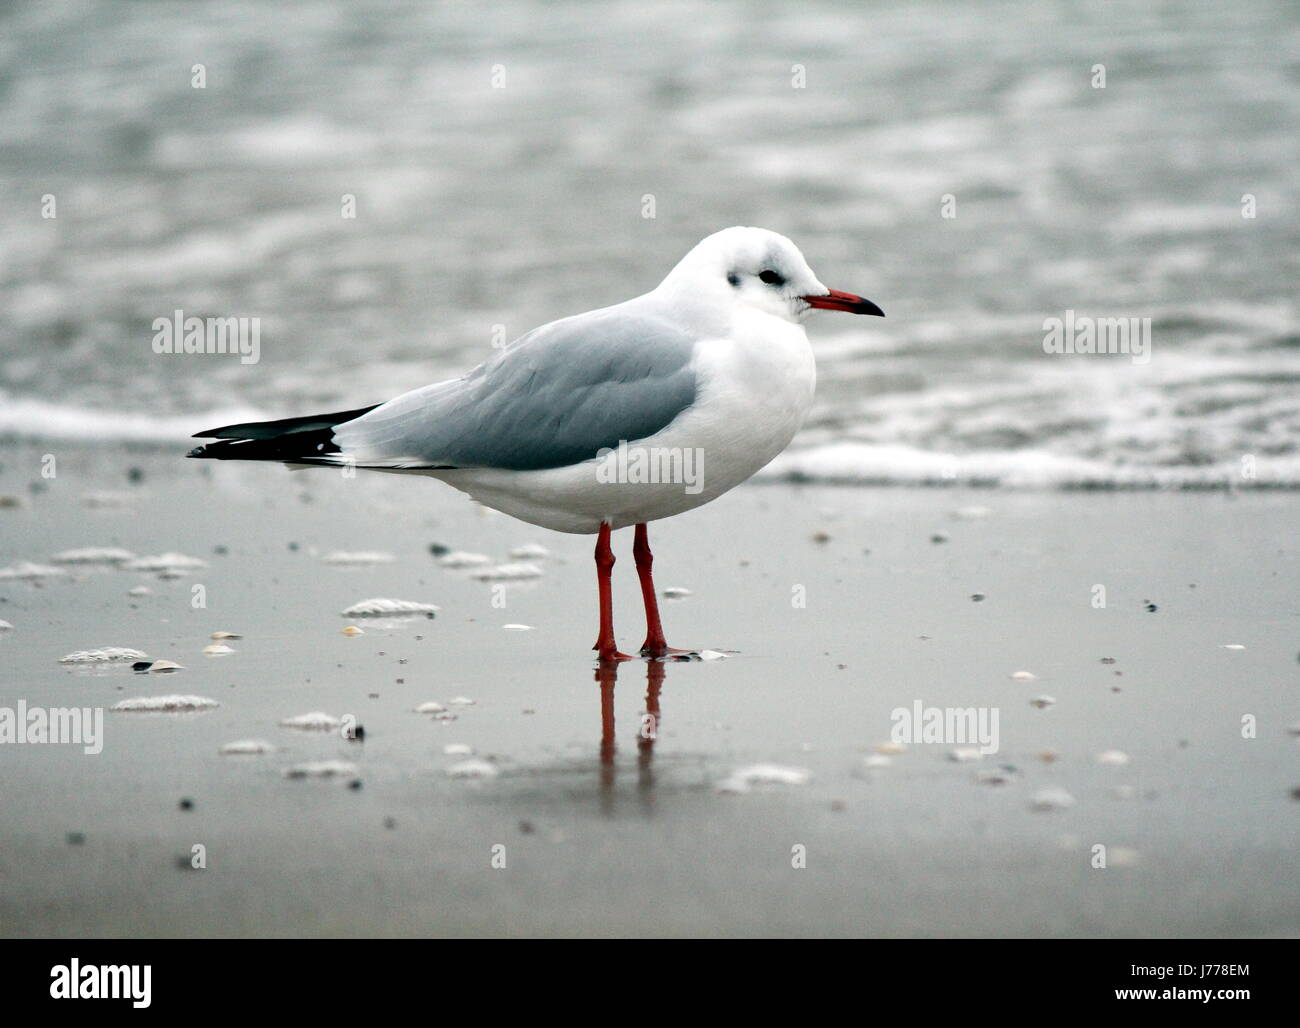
[726,272,741,287]
[758,270,785,286]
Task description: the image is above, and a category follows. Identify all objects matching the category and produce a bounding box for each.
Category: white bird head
[657,226,884,326]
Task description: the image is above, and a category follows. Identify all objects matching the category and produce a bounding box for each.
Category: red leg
[634,523,694,658]
[593,522,633,662]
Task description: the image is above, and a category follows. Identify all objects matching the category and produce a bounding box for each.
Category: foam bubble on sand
[438,551,491,569]
[279,711,343,730]
[60,647,148,664]
[1031,787,1077,811]
[320,550,395,566]
[50,547,136,565]
[220,739,276,755]
[448,758,499,779]
[122,552,209,572]
[340,598,440,617]
[717,764,812,793]
[470,562,544,581]
[112,695,219,712]
[283,760,358,779]
[508,543,550,559]
[0,562,69,581]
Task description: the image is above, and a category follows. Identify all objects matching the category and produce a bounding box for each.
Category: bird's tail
[187,405,379,465]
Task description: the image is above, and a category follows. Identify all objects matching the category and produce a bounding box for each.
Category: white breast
[431,312,816,534]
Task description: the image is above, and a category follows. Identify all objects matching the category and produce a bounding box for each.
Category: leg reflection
[593,656,668,815]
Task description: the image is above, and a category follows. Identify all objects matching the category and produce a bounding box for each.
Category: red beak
[802,289,885,317]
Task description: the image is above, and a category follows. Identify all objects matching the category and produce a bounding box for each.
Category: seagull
[189,227,884,661]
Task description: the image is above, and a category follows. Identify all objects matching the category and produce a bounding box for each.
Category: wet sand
[0,446,1296,937]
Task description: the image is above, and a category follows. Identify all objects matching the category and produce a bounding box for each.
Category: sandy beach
[0,444,1295,938]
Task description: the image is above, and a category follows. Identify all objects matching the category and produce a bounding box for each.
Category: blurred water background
[0,0,1296,487]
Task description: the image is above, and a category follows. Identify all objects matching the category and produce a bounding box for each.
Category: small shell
[112,695,218,712]
[443,743,474,756]
[449,696,476,707]
[279,711,343,731]
[121,553,209,572]
[1010,670,1037,681]
[210,631,242,640]
[470,562,543,582]
[60,647,149,664]
[340,598,439,617]
[1095,749,1130,765]
[147,660,184,673]
[502,624,534,631]
[414,701,446,714]
[220,739,276,755]
[282,760,358,779]
[438,551,491,569]
[948,747,983,762]
[320,550,395,566]
[661,587,693,599]
[202,644,235,656]
[50,547,136,565]
[447,758,499,779]
[1031,787,1077,811]
[340,625,364,636]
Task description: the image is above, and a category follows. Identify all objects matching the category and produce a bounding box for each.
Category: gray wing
[333,305,698,471]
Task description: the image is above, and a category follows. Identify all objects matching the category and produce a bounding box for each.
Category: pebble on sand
[1095,750,1130,765]
[1029,695,1057,709]
[59,647,149,664]
[661,586,693,599]
[219,739,276,755]
[111,695,219,712]
[340,598,440,617]
[279,711,343,730]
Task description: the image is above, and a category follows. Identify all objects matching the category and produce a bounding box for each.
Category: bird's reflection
[594,657,667,815]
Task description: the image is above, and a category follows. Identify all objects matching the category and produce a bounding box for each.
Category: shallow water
[0,0,1297,487]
